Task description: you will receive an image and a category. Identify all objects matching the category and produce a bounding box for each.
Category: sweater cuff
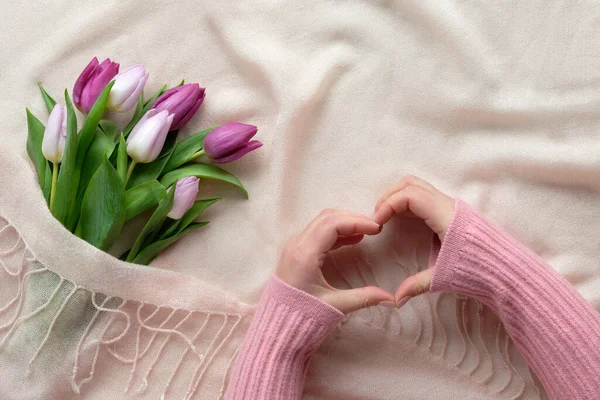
[226,276,344,398]
[429,199,474,293]
[264,275,344,328]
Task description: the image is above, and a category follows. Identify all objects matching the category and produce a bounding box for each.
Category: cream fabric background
[0,1,599,399]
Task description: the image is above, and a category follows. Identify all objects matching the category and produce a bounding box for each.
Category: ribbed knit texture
[430,199,600,400]
[226,275,344,399]
[227,199,600,399]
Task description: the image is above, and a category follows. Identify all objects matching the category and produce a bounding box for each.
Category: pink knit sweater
[226,200,600,399]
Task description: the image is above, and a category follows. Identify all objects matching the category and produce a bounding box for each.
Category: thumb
[326,286,395,314]
[394,269,433,306]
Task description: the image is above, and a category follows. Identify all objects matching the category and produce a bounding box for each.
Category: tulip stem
[125,160,137,185]
[50,162,59,212]
[191,149,205,159]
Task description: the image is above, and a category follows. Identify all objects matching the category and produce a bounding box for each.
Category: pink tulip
[73,57,119,114]
[167,177,199,219]
[153,83,205,131]
[107,64,149,112]
[126,109,174,163]
[203,122,262,163]
[42,104,67,164]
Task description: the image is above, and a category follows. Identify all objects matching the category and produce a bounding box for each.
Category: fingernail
[379,301,396,308]
[396,296,411,309]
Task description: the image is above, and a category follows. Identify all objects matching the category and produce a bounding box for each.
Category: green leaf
[42,163,53,204]
[177,79,185,87]
[178,198,220,233]
[79,159,126,250]
[123,84,168,139]
[117,134,127,184]
[60,82,114,231]
[132,222,208,265]
[126,182,176,262]
[143,84,167,111]
[157,219,181,240]
[158,197,219,240]
[78,128,116,199]
[99,119,118,141]
[77,81,115,169]
[25,109,50,201]
[160,164,248,198]
[38,83,56,114]
[162,128,215,174]
[52,90,79,227]
[125,180,166,221]
[68,128,116,231]
[126,133,177,189]
[123,94,144,138]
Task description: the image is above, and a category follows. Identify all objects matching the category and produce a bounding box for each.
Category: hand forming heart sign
[235,175,600,400]
[275,175,455,314]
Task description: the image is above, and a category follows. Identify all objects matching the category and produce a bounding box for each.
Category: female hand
[276,209,395,314]
[373,175,455,305]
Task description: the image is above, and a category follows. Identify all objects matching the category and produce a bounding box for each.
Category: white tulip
[42,104,67,164]
[107,64,149,112]
[126,109,173,163]
[167,177,199,219]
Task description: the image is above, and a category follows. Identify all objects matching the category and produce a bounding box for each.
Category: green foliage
[162,128,214,174]
[79,159,126,250]
[160,164,248,198]
[25,109,52,203]
[124,180,166,221]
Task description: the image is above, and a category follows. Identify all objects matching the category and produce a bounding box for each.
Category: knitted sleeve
[225,274,344,399]
[430,199,600,400]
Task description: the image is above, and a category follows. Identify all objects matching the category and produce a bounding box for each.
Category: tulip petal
[152,85,179,108]
[212,140,263,163]
[108,65,146,111]
[203,122,257,159]
[167,176,199,219]
[155,85,192,115]
[73,57,99,109]
[127,110,171,163]
[173,89,205,130]
[81,59,119,114]
[127,109,156,142]
[148,113,174,161]
[42,105,67,163]
[117,72,149,112]
[153,84,205,131]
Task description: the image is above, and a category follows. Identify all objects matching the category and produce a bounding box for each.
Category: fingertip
[373,209,388,226]
[396,296,411,308]
[366,220,383,235]
[368,286,395,303]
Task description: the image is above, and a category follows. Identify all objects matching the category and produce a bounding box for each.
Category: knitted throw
[1,1,600,398]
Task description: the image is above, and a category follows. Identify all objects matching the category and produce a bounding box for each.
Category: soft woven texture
[227,201,600,399]
[1,1,600,399]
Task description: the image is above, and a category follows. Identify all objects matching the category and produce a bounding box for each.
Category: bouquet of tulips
[27,57,262,265]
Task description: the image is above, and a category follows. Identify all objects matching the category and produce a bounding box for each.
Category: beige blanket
[1,1,599,399]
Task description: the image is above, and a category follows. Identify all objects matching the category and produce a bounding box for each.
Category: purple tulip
[107,64,149,112]
[73,57,119,114]
[42,104,67,164]
[203,122,263,163]
[167,176,199,219]
[153,83,205,131]
[126,109,174,163]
